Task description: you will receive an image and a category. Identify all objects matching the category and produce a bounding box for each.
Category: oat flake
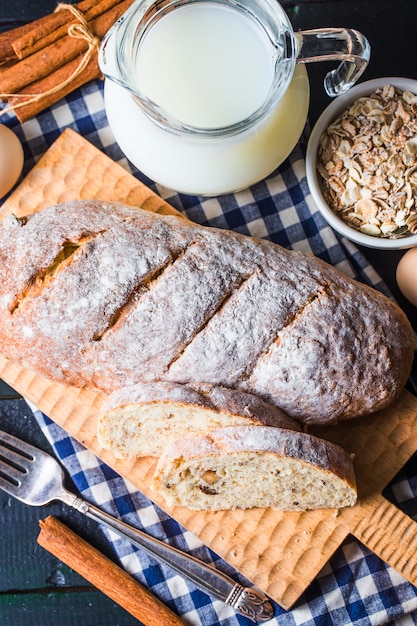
[317,84,417,238]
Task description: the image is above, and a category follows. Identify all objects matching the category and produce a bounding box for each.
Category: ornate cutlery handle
[66,492,274,622]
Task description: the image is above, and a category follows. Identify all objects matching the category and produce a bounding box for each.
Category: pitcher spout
[99,14,132,92]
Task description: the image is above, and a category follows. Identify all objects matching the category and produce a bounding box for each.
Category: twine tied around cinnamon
[0,3,102,117]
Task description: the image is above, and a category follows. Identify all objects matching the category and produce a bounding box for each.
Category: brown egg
[396,248,417,307]
[0,125,24,199]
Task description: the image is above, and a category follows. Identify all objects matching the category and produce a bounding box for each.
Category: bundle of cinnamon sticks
[0,0,135,123]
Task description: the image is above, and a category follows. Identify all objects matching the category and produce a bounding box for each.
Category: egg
[396,247,417,307]
[0,124,24,199]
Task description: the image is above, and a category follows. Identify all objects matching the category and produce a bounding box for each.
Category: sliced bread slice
[97,381,301,458]
[151,425,357,511]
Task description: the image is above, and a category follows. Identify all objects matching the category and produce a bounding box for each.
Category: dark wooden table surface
[0,1,416,625]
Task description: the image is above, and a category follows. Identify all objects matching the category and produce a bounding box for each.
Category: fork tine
[0,430,36,487]
[0,429,66,507]
[0,456,27,485]
[0,476,16,497]
[0,430,41,495]
[0,441,33,469]
[0,428,38,458]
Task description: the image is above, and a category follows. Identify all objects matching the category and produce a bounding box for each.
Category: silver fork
[0,428,273,623]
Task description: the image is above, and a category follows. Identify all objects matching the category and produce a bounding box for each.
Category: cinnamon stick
[13,0,126,60]
[0,19,48,63]
[38,516,185,626]
[7,50,101,123]
[0,0,133,96]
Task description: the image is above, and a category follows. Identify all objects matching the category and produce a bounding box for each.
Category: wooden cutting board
[1,128,417,610]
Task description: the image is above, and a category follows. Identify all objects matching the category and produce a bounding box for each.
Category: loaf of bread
[151,425,358,511]
[97,381,302,457]
[0,200,414,425]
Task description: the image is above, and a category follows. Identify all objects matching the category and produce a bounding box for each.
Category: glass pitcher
[99,0,370,196]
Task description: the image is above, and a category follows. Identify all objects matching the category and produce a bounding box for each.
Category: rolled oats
[317,85,417,238]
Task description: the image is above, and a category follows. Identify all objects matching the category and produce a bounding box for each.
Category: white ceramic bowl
[306,77,417,250]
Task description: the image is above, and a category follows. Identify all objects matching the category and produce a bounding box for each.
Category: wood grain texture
[1,128,417,609]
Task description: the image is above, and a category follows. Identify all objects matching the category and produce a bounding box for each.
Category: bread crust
[0,200,414,425]
[151,425,358,511]
[97,381,302,457]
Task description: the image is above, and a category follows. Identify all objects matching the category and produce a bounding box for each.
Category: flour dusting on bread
[0,200,413,426]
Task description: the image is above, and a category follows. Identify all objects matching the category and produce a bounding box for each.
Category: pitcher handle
[295,28,371,96]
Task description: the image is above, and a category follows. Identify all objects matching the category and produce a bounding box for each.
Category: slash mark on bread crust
[91,243,198,342]
[10,235,97,313]
[249,285,332,374]
[166,271,259,371]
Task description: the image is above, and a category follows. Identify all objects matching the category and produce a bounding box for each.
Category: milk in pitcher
[103,1,310,194]
[136,3,275,128]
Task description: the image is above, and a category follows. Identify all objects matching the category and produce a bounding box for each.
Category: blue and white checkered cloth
[2,79,417,625]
